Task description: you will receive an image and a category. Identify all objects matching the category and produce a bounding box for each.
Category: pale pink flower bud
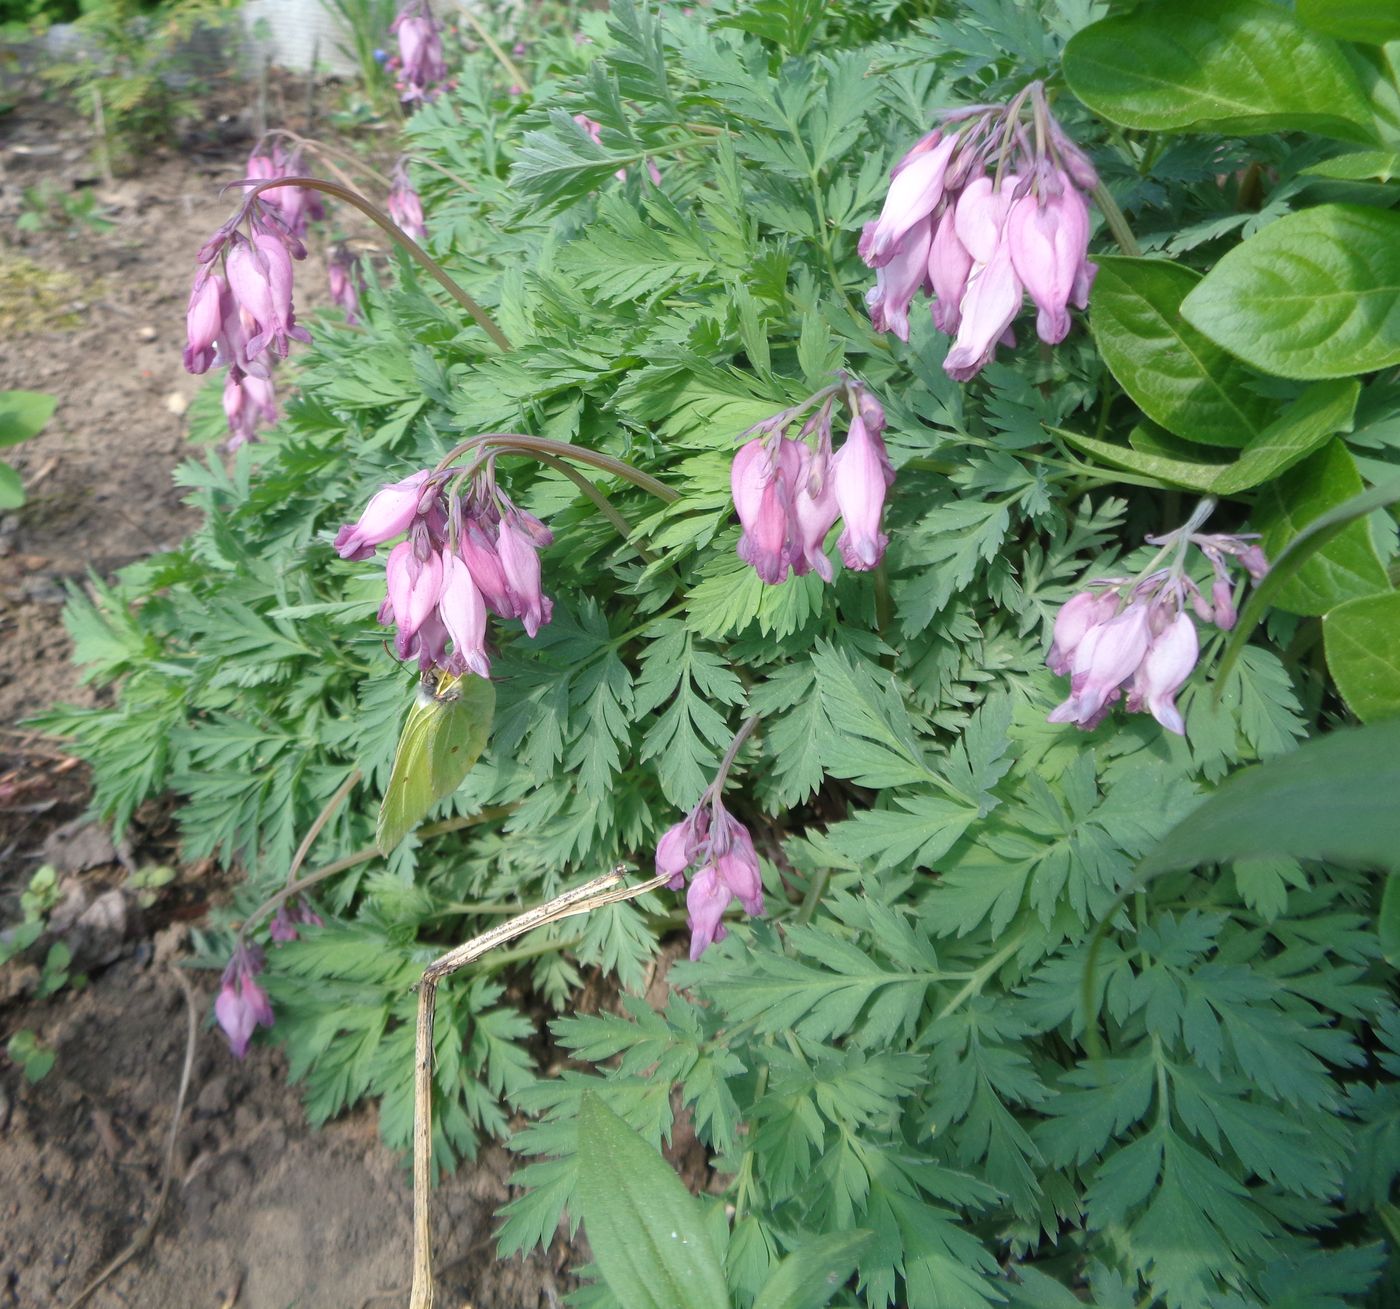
[388,175,427,243]
[334,470,431,560]
[1048,120,1100,192]
[460,522,514,616]
[859,133,958,268]
[328,252,362,324]
[496,514,553,638]
[1046,590,1116,677]
[686,865,730,961]
[789,445,839,582]
[712,814,762,916]
[215,946,274,1059]
[943,244,1023,381]
[269,906,299,943]
[656,820,693,887]
[385,539,444,655]
[866,215,932,342]
[953,175,1015,265]
[1137,612,1199,735]
[928,206,974,334]
[1239,545,1270,581]
[831,413,895,571]
[733,437,800,586]
[1007,178,1091,345]
[438,550,491,678]
[183,273,225,373]
[1048,602,1151,727]
[1211,577,1237,631]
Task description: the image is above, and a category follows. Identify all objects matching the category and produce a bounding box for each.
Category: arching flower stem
[239,176,512,351]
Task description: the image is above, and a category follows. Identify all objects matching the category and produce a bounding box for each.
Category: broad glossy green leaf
[1138,719,1400,878]
[575,1094,729,1309]
[1297,0,1400,46]
[0,461,24,510]
[0,391,56,448]
[1379,872,1400,964]
[1324,592,1400,722]
[376,672,495,853]
[1255,440,1390,615]
[1054,381,1357,494]
[1089,257,1270,447]
[1179,205,1400,380]
[1056,425,1228,492]
[1303,150,1400,182]
[1062,0,1375,142]
[1216,474,1400,684]
[1210,380,1359,493]
[752,1231,873,1309]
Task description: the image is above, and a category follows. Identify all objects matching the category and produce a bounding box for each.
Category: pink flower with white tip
[1046,499,1270,736]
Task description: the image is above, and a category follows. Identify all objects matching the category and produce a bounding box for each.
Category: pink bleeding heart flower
[1006,176,1092,345]
[733,437,801,586]
[858,133,958,268]
[866,215,933,342]
[438,550,491,678]
[334,470,431,561]
[1046,590,1118,678]
[496,512,554,638]
[1127,611,1199,735]
[685,865,730,961]
[830,412,895,571]
[385,540,445,656]
[928,205,974,335]
[1049,601,1152,727]
[215,945,275,1059]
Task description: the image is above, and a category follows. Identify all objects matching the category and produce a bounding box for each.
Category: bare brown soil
[0,93,568,1309]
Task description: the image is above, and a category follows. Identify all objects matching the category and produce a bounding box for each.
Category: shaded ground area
[0,95,570,1309]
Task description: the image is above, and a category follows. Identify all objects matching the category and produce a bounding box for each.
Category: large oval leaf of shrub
[1324,592,1400,723]
[1062,0,1375,142]
[1089,257,1272,448]
[1179,205,1400,380]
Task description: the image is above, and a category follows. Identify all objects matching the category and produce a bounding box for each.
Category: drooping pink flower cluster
[1047,504,1269,735]
[388,159,428,244]
[269,896,324,944]
[245,140,324,242]
[389,0,447,103]
[334,463,555,677]
[732,378,894,585]
[861,81,1099,380]
[215,942,274,1059]
[184,146,319,448]
[656,794,763,961]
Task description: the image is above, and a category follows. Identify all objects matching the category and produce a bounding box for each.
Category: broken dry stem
[408,867,671,1309]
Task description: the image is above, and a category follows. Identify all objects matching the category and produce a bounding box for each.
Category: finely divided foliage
[34,1,1400,1306]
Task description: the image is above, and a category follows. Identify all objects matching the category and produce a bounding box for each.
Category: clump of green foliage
[41,0,239,172]
[34,0,1400,1305]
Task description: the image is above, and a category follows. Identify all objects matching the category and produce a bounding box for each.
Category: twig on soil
[61,967,199,1309]
[408,867,672,1309]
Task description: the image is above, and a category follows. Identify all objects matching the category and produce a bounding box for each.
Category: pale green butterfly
[377,668,495,853]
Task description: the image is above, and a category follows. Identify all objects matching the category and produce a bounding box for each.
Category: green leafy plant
[5,1030,55,1085]
[43,0,239,173]
[31,0,1400,1305]
[0,390,56,509]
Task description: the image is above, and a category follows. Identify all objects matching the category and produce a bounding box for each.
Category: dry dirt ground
[0,89,570,1309]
